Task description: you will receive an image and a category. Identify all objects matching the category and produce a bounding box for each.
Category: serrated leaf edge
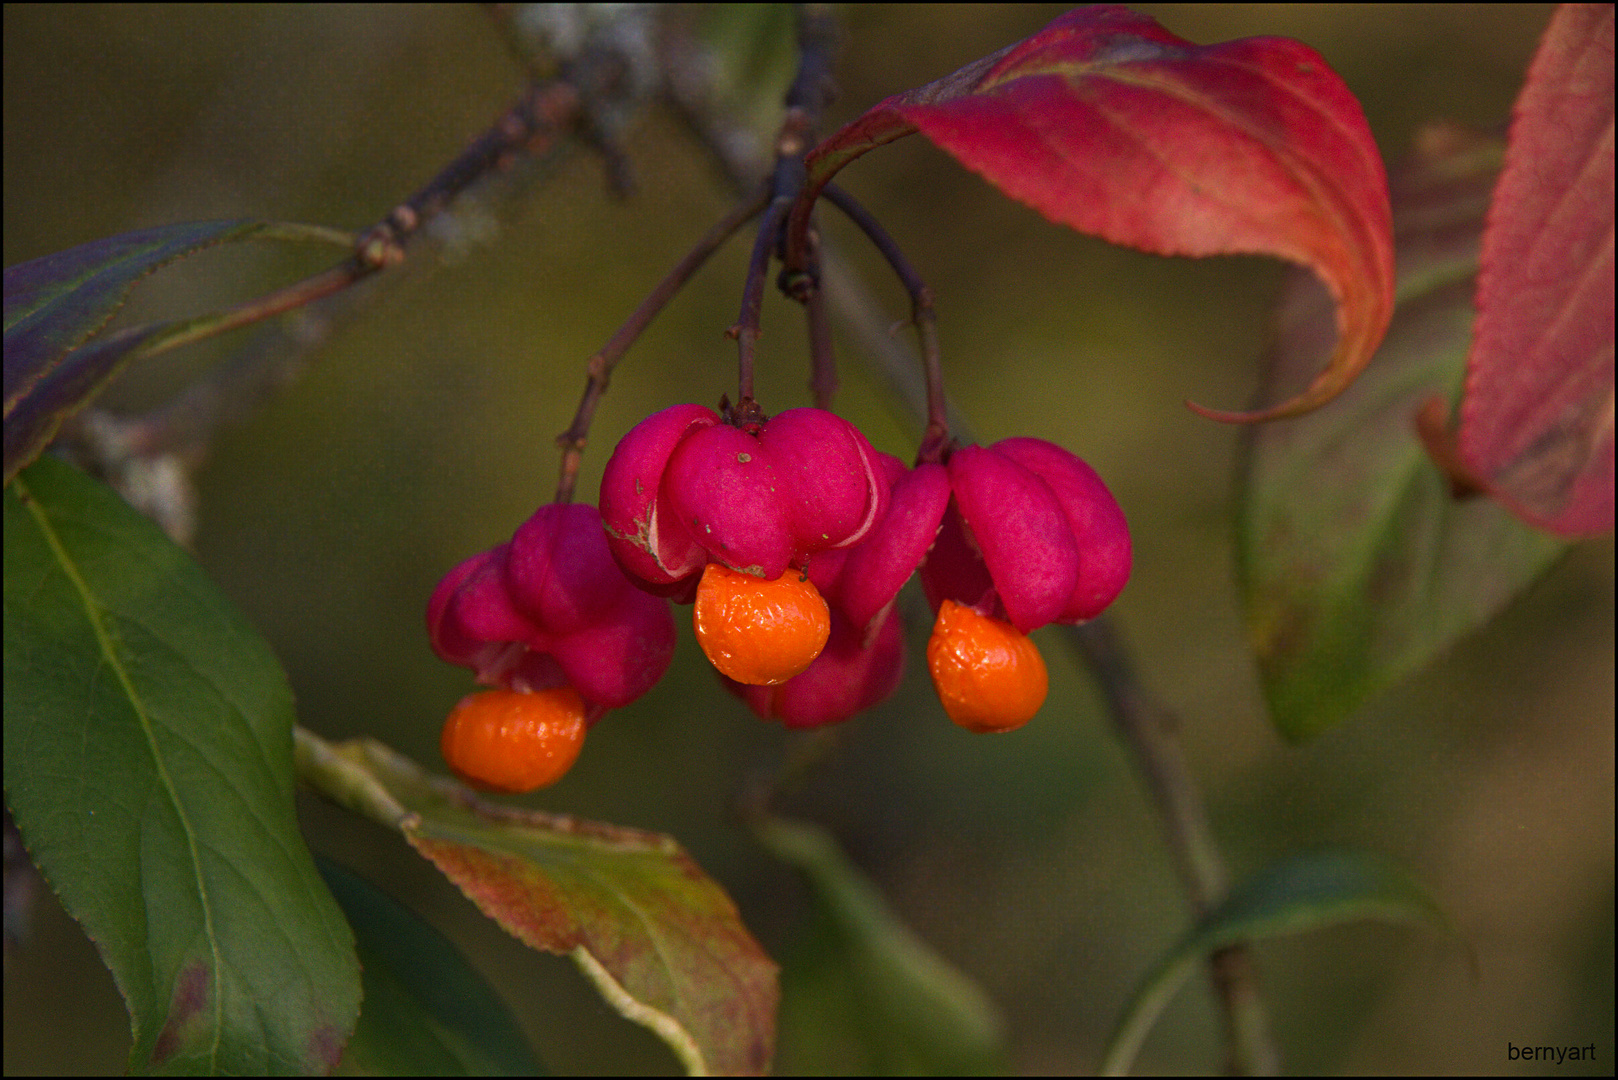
[11,468,227,1070]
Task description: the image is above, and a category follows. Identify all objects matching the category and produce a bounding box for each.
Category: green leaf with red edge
[804,4,1394,422]
[309,736,778,1077]
[1450,3,1614,538]
[2,220,353,486]
[1239,125,1566,742]
[3,455,361,1072]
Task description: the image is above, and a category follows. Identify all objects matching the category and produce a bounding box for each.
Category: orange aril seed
[693,562,831,685]
[926,599,1048,732]
[440,687,587,793]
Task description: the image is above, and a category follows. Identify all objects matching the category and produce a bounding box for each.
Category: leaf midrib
[18,472,226,1070]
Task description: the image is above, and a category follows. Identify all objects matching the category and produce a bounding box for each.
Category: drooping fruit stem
[554,185,769,504]
[819,183,951,461]
[730,193,793,407]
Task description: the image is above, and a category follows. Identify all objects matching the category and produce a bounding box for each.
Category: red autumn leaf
[1453,3,1614,538]
[804,4,1394,422]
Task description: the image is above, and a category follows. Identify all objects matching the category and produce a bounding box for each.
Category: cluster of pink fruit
[428,401,1129,790]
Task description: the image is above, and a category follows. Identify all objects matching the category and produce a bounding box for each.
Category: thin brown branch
[136,263,362,365]
[1065,618,1280,1074]
[72,76,589,479]
[60,51,622,546]
[784,5,840,122]
[354,79,584,268]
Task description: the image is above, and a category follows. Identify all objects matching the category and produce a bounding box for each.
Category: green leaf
[1100,850,1457,1076]
[3,455,361,1073]
[295,733,778,1077]
[3,219,353,485]
[754,816,1006,1076]
[1238,126,1566,741]
[318,858,544,1076]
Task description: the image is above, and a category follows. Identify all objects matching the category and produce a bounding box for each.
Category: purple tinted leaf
[4,220,267,415]
[2,322,169,486]
[3,220,352,484]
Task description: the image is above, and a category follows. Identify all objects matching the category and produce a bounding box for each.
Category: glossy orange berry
[693,562,831,686]
[926,599,1048,732]
[440,688,587,793]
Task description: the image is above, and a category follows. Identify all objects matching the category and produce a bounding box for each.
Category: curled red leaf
[803,5,1395,422]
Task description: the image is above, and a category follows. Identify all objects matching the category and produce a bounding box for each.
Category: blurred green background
[4,4,1610,1074]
